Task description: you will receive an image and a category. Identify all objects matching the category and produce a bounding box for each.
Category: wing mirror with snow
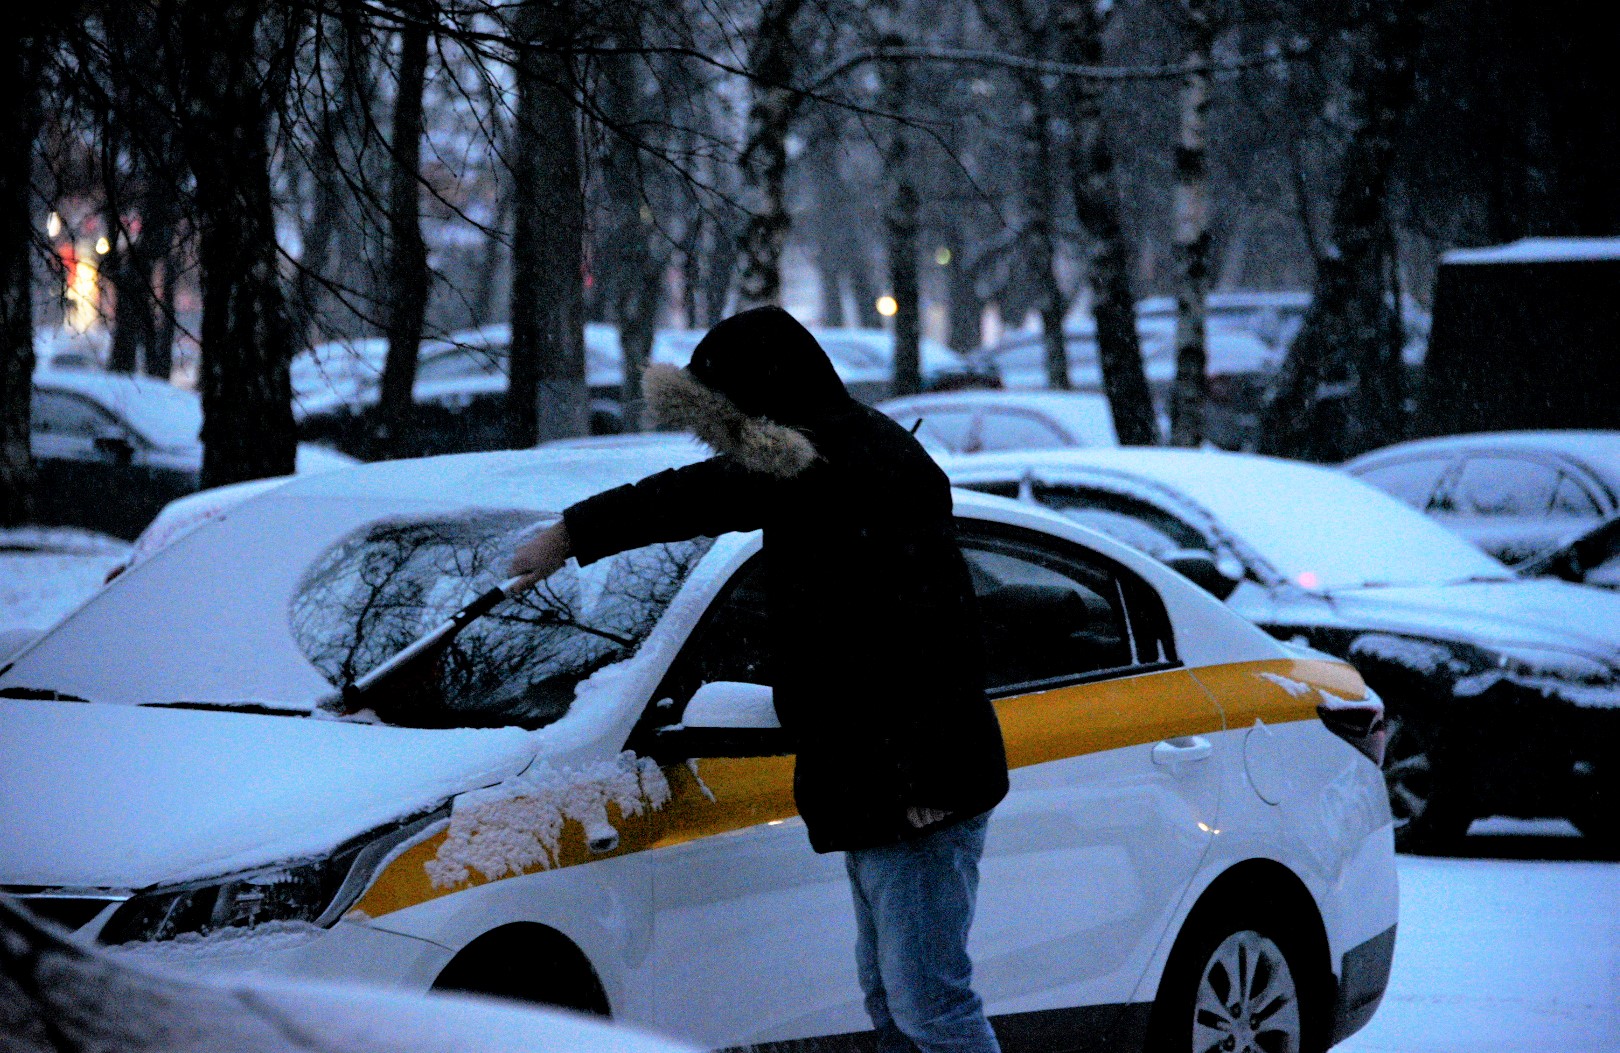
[653,681,786,760]
[1163,549,1243,602]
[683,681,780,729]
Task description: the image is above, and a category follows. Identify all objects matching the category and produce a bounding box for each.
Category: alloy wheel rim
[1382,712,1435,830]
[1192,929,1301,1053]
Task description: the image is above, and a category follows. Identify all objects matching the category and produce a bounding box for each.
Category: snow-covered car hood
[0,698,536,889]
[1272,578,1620,664]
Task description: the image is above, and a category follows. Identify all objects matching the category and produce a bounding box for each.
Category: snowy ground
[0,528,129,643]
[1339,819,1620,1053]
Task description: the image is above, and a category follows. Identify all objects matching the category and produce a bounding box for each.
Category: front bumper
[1448,673,1620,820]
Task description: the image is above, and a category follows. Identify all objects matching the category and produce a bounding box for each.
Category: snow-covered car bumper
[1449,672,1620,820]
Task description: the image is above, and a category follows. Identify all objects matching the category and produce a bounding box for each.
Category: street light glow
[46,212,62,238]
[95,236,111,255]
[876,295,898,317]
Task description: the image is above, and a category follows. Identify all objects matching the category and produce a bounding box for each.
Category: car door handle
[1153,736,1214,765]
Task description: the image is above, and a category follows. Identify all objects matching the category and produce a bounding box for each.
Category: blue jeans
[844,811,1001,1053]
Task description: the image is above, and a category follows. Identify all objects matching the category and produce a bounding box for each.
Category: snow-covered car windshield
[291,512,712,728]
[1164,461,1514,589]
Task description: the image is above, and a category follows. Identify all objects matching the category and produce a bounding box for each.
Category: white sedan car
[0,445,1396,1053]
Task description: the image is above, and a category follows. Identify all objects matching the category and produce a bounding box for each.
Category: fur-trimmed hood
[644,306,852,478]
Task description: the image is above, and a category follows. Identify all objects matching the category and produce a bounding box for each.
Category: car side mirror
[1164,550,1241,601]
[93,432,135,464]
[683,681,779,729]
[651,682,786,761]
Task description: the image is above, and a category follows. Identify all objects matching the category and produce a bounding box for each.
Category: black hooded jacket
[562,307,1009,853]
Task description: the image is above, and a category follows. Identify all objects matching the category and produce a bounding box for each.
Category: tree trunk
[148,246,177,381]
[1168,0,1214,447]
[882,46,921,397]
[735,0,803,308]
[506,0,585,447]
[1024,85,1070,392]
[177,0,297,488]
[1056,4,1159,445]
[0,23,45,525]
[601,52,663,431]
[377,5,431,457]
[1259,0,1433,461]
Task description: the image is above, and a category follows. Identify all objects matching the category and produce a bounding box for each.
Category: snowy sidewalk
[1339,823,1620,1053]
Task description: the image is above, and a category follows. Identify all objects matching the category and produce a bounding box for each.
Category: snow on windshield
[87,377,204,449]
[1163,458,1512,589]
[291,512,713,728]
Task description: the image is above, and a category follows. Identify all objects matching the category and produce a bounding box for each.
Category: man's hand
[508,521,572,593]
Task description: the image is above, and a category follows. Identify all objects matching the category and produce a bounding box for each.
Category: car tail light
[1317,691,1386,766]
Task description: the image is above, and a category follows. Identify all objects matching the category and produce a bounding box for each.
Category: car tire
[1382,705,1471,854]
[1146,905,1326,1053]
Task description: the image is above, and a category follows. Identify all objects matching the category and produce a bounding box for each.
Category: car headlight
[99,807,445,945]
[1489,645,1618,687]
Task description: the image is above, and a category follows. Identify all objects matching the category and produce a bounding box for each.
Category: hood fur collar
[643,363,817,478]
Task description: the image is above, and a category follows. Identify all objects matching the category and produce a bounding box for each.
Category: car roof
[1346,431,1620,480]
[876,390,1118,445]
[1442,237,1620,265]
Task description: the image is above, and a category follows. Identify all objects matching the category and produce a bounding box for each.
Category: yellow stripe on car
[350,657,1364,920]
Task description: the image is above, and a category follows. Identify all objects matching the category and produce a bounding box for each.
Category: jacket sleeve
[562,456,779,566]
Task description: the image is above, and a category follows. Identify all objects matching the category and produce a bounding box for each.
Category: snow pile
[1349,634,1457,676]
[1256,671,1378,712]
[0,528,129,637]
[424,751,669,889]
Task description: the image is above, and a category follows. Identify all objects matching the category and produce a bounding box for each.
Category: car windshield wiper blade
[142,700,308,718]
[0,686,92,703]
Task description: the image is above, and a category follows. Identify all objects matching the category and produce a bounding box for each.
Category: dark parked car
[943,448,1620,852]
[31,370,353,539]
[1344,431,1620,566]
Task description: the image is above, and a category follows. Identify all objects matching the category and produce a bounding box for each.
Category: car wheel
[1148,911,1322,1053]
[1383,707,1470,853]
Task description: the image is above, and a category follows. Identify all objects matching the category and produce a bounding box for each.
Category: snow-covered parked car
[294,324,630,460]
[1344,430,1620,566]
[876,390,1118,454]
[0,445,1396,1053]
[1,898,694,1053]
[942,448,1620,852]
[31,369,355,539]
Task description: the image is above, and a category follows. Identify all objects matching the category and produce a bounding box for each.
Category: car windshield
[1160,461,1514,589]
[77,379,203,449]
[291,512,712,728]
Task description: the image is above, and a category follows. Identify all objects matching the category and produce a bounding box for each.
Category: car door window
[31,390,116,439]
[1453,456,1559,518]
[1551,473,1602,519]
[961,531,1174,695]
[1354,457,1451,510]
[290,512,713,729]
[899,408,977,453]
[976,411,1068,451]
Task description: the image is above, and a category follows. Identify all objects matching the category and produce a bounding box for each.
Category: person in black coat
[511,306,1008,1053]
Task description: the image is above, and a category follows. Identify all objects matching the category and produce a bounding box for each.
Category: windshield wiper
[143,701,308,718]
[0,687,91,703]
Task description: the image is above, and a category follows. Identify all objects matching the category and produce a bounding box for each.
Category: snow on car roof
[34,369,203,449]
[945,448,1511,590]
[1347,431,1620,481]
[1443,237,1620,265]
[877,390,1118,446]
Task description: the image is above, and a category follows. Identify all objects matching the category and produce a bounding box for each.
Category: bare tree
[1260,0,1435,461]
[735,0,805,307]
[0,19,54,525]
[1055,2,1159,444]
[376,1,433,455]
[880,37,922,396]
[506,0,586,446]
[1167,0,1214,446]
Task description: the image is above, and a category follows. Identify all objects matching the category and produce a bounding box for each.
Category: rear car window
[1353,457,1450,510]
[290,512,712,728]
